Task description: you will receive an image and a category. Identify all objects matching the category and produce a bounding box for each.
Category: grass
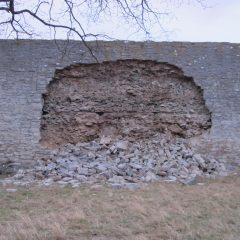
[0,176,240,240]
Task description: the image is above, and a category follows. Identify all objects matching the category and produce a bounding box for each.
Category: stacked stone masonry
[0,40,240,174]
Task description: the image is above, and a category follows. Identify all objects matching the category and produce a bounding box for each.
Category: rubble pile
[1,134,228,188]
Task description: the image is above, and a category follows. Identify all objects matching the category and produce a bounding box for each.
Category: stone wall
[0,40,240,172]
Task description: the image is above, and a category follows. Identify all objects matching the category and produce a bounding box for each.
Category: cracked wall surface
[0,40,240,173]
[41,60,211,148]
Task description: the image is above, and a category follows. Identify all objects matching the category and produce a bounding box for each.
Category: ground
[0,176,240,240]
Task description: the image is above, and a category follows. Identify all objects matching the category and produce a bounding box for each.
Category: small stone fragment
[145,171,158,182]
[6,188,17,193]
[108,175,126,184]
[156,170,167,177]
[115,141,128,150]
[109,145,117,154]
[193,154,206,169]
[100,136,112,145]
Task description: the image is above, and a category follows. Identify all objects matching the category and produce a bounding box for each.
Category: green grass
[0,176,240,240]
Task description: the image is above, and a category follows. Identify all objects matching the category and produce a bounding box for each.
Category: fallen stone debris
[0,134,229,189]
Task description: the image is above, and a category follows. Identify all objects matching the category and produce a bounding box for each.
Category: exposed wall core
[40,60,211,148]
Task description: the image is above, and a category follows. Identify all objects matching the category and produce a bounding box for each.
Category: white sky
[0,0,239,42]
[94,0,240,42]
[165,0,240,42]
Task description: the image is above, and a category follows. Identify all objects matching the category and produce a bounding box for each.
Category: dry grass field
[0,176,240,240]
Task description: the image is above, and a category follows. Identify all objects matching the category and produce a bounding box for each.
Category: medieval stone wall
[0,40,240,172]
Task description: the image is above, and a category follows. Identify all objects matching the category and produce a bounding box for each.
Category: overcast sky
[0,0,239,42]
[93,0,240,42]
[162,0,240,42]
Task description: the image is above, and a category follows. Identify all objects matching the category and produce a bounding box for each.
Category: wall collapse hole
[40,59,211,148]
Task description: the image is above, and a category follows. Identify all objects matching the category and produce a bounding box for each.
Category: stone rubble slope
[1,134,229,188]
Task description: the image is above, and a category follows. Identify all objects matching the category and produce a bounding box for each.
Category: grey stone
[181,177,197,185]
[168,175,177,181]
[13,181,30,187]
[6,188,17,193]
[156,170,167,177]
[100,136,112,145]
[108,175,126,184]
[117,163,127,170]
[75,175,88,182]
[0,129,230,187]
[145,171,158,182]
[88,162,99,168]
[95,164,108,173]
[52,175,62,181]
[13,172,25,180]
[115,141,128,150]
[69,156,78,161]
[61,177,73,182]
[129,163,143,170]
[77,167,89,175]
[100,170,113,179]
[72,183,81,188]
[109,146,117,154]
[57,180,70,185]
[43,178,54,186]
[87,152,95,159]
[68,179,79,184]
[88,168,97,175]
[112,167,125,176]
[193,154,206,169]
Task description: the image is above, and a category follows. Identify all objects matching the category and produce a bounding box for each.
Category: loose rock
[1,134,230,188]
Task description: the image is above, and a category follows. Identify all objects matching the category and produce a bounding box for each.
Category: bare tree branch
[0,0,206,60]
